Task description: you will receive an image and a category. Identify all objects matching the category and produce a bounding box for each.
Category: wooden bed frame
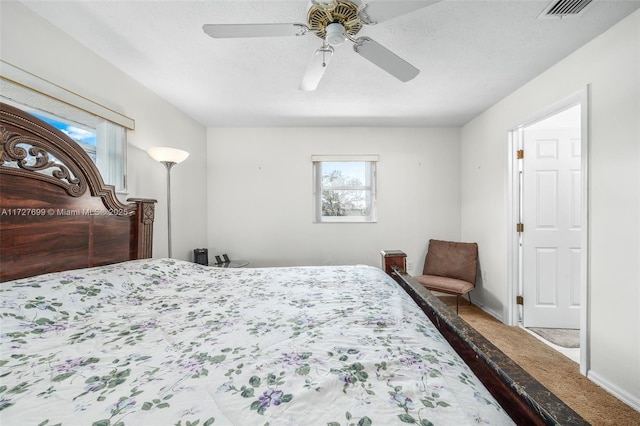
[1,102,587,424]
[0,102,156,282]
[388,265,588,425]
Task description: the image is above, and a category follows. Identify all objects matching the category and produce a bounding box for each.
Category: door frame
[505,87,590,374]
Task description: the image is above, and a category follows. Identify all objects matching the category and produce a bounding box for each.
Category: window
[0,63,132,193]
[312,155,378,223]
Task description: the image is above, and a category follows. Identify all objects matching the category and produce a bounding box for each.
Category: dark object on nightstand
[193,248,208,265]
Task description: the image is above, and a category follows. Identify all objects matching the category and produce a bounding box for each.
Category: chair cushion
[414,274,475,295]
[423,239,478,284]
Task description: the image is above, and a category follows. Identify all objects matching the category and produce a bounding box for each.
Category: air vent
[538,0,595,19]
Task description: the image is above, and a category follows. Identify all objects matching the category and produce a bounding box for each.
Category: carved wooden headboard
[0,102,155,282]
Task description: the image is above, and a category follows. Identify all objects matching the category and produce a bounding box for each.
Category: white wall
[461,10,640,407]
[0,2,208,260]
[207,127,461,269]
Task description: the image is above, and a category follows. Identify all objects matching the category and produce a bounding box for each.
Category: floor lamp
[147,147,189,258]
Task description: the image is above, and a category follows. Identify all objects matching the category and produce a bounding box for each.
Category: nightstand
[209,260,249,268]
[380,250,406,275]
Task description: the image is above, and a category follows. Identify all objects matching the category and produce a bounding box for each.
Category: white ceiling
[20,0,640,127]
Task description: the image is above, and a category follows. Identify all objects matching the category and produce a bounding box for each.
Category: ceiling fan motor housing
[307,0,363,42]
[326,22,346,45]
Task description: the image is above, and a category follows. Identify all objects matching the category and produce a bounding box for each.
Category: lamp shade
[147,147,190,164]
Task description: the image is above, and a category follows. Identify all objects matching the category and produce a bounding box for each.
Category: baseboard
[477,303,504,323]
[432,292,505,323]
[587,370,640,412]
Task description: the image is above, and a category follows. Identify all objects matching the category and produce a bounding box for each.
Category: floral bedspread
[0,259,514,425]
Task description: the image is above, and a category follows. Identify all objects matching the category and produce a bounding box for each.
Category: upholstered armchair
[414,239,479,313]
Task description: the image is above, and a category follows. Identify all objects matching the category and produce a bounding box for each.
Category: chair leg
[468,292,472,306]
[456,296,459,313]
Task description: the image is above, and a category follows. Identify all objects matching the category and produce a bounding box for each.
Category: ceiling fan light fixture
[325,22,346,46]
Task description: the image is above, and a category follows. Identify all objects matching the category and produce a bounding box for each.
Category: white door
[522,127,581,329]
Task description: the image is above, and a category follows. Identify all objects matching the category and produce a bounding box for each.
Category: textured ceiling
[19,0,640,127]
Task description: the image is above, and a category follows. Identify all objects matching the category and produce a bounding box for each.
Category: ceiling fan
[202,0,438,91]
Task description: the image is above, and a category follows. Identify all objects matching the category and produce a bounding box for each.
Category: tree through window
[312,155,378,223]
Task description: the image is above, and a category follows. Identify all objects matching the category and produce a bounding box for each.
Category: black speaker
[193,248,208,265]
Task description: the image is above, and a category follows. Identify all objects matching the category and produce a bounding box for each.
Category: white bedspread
[0,259,514,425]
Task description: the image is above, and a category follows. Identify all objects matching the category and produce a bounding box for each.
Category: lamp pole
[147,147,189,259]
[161,161,176,258]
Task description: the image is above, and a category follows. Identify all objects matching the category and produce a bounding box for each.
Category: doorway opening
[506,89,589,373]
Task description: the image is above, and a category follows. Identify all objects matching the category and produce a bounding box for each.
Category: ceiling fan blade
[353,37,419,82]
[202,23,308,38]
[299,46,334,91]
[358,1,440,25]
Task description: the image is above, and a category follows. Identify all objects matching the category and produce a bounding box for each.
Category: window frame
[1,61,133,193]
[312,154,378,223]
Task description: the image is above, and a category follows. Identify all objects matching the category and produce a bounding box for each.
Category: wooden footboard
[389,267,588,425]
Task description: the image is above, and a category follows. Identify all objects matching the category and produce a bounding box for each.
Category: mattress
[0,259,514,425]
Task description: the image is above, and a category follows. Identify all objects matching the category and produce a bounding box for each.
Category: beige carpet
[438,296,640,425]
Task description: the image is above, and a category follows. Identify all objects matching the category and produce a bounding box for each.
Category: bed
[0,102,586,425]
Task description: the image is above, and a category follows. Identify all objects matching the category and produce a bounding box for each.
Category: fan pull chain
[320,41,332,67]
